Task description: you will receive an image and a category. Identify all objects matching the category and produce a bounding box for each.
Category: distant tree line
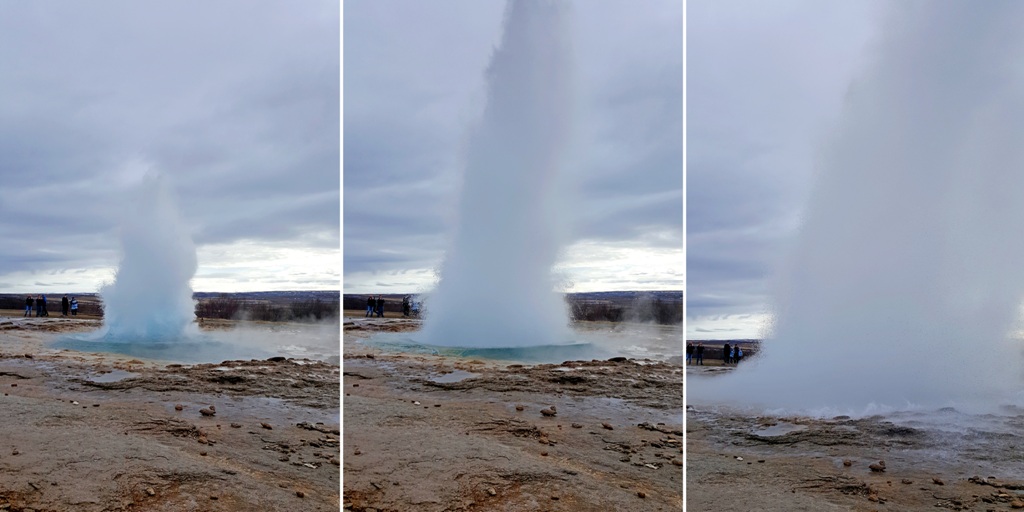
[568,296,682,325]
[195,296,339,321]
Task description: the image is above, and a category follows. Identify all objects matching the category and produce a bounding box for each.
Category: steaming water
[422,0,574,349]
[691,3,1024,414]
[53,172,340,364]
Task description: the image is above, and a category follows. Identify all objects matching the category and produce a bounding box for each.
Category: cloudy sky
[686,0,880,339]
[343,0,683,294]
[0,1,339,294]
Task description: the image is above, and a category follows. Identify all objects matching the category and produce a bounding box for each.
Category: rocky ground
[342,315,684,511]
[0,313,339,512]
[687,364,1024,511]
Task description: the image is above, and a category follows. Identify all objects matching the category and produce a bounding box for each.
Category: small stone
[199,407,215,417]
[869,460,886,472]
[279,455,289,462]
[540,406,557,417]
[230,423,241,428]
[671,459,682,466]
[550,495,559,500]
[571,423,583,428]
[261,423,273,430]
[541,451,548,456]
[198,436,208,444]
[12,449,19,455]
[1011,499,1024,509]
[434,404,441,407]
[515,405,524,411]
[602,422,614,430]
[843,459,853,467]
[735,456,743,461]
[146,487,156,496]
[11,384,16,388]
[637,491,647,499]
[413,401,420,405]
[174,404,184,411]
[932,477,944,486]
[330,457,340,466]
[200,451,208,456]
[620,456,630,462]
[296,491,305,498]
[353,384,359,387]
[354,449,361,455]
[902,479,913,484]
[487,487,497,496]
[210,496,219,500]
[867,494,879,502]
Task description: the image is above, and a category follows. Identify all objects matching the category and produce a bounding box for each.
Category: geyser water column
[423,0,573,348]
[693,3,1024,413]
[99,171,199,341]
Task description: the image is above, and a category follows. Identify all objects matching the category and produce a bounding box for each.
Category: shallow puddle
[430,370,480,383]
[89,369,139,383]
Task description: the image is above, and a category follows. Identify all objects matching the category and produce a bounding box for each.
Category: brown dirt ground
[343,316,684,511]
[0,312,339,512]
[687,365,1024,511]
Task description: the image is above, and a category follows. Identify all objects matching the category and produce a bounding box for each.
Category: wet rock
[199,407,215,417]
[869,460,886,472]
[261,423,273,430]
[200,451,208,456]
[932,477,945,486]
[174,404,184,411]
[230,423,242,428]
[671,458,682,466]
[541,451,548,456]
[902,479,913,484]
[571,423,582,428]
[540,406,557,417]
[637,491,647,498]
[602,422,614,430]
[296,491,305,498]
[515,405,525,411]
[843,459,853,467]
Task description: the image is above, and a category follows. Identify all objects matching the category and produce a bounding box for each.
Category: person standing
[376,295,385,318]
[366,295,374,317]
[735,346,744,364]
[402,295,410,317]
[70,297,78,316]
[686,342,694,365]
[723,342,731,364]
[696,342,705,365]
[61,295,69,317]
[24,295,33,317]
[40,294,48,317]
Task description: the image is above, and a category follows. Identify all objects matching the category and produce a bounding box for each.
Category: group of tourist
[24,295,78,317]
[364,295,421,318]
[685,341,744,366]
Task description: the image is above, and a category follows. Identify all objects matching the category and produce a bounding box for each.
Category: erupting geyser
[423,0,573,348]
[693,2,1024,413]
[98,171,199,341]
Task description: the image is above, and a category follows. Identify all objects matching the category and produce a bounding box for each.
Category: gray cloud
[0,0,339,292]
[686,0,879,336]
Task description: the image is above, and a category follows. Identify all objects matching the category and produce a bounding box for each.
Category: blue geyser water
[422,0,575,349]
[691,2,1024,415]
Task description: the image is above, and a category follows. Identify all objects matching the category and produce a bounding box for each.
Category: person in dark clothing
[376,295,385,318]
[735,346,744,364]
[70,297,78,316]
[723,342,731,364]
[35,296,41,317]
[24,296,32,317]
[40,295,48,317]
[402,296,410,317]
[695,342,705,365]
[686,342,694,365]
[366,296,374,317]
[61,295,69,317]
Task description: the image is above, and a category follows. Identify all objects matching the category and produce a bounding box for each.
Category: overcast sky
[0,1,339,294]
[343,0,683,295]
[686,0,880,339]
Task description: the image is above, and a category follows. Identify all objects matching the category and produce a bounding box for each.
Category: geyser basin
[353,323,681,365]
[52,333,270,364]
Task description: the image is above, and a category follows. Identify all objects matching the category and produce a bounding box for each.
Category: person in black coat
[61,295,69,317]
[723,342,731,364]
